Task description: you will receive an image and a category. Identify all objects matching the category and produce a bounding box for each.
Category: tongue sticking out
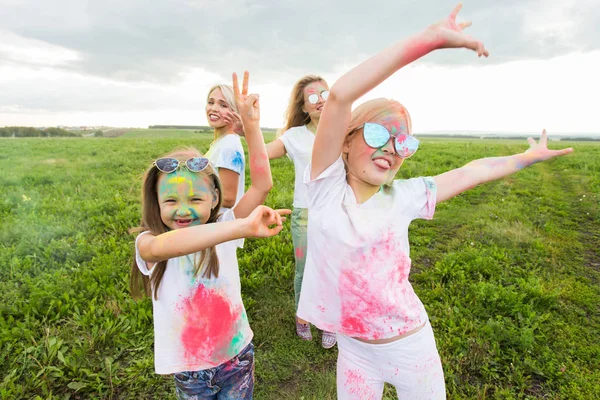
[373,158,391,170]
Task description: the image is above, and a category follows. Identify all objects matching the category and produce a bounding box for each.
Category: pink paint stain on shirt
[339,229,421,339]
[180,284,240,362]
[295,246,305,259]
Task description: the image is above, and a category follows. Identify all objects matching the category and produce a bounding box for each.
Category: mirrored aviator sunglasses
[362,123,419,159]
[153,157,210,173]
[307,90,330,105]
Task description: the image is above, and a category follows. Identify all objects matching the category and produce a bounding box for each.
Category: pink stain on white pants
[336,320,446,400]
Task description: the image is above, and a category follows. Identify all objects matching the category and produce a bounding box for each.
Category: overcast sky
[1,0,598,133]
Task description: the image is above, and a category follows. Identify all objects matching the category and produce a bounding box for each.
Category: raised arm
[231,71,275,219]
[434,130,574,203]
[311,4,488,179]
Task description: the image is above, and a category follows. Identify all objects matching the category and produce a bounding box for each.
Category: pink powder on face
[180,284,239,362]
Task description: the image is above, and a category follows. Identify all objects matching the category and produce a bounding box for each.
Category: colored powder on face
[180,284,241,362]
[375,111,409,138]
[304,82,328,97]
[159,170,194,198]
[168,176,188,185]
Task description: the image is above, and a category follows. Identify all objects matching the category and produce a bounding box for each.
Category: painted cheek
[188,207,205,225]
[357,144,377,165]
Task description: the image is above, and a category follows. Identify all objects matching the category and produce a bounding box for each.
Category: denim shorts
[174,342,254,400]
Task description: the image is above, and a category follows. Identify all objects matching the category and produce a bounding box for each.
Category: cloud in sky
[0,0,599,131]
[1,0,598,83]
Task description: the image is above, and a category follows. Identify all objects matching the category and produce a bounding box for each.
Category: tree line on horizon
[0,127,82,137]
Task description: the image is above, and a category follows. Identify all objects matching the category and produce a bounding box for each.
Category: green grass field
[1,131,599,399]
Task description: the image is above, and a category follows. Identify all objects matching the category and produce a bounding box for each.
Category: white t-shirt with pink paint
[297,156,437,340]
[135,210,252,374]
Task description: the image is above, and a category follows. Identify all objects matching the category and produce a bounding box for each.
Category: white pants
[336,320,446,400]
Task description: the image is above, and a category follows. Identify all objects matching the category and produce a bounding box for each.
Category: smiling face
[206,88,233,129]
[157,169,219,230]
[302,81,329,122]
[344,111,411,187]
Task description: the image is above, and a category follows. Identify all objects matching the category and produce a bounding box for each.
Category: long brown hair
[278,75,328,137]
[130,147,223,300]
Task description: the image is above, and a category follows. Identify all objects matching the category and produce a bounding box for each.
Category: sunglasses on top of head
[362,123,419,159]
[153,157,210,173]
[307,90,330,105]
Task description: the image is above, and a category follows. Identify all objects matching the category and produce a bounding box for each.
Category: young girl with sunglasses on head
[205,83,246,212]
[131,72,291,400]
[297,5,573,399]
[265,75,336,348]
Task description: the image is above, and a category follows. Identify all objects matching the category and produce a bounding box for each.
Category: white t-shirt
[297,157,437,340]
[205,134,245,212]
[135,210,252,374]
[279,125,315,209]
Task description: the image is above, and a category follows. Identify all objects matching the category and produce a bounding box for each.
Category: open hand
[223,111,244,137]
[426,4,489,57]
[243,206,292,238]
[525,129,573,162]
[232,71,260,123]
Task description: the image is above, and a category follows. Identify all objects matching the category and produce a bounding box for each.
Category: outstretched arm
[138,205,289,266]
[311,4,488,179]
[266,139,287,159]
[434,130,574,203]
[230,71,275,219]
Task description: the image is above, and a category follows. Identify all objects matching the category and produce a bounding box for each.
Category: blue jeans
[174,342,254,399]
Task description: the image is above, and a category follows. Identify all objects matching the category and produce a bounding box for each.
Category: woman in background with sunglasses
[205,83,246,212]
[297,4,573,399]
[131,72,291,399]
[265,75,337,348]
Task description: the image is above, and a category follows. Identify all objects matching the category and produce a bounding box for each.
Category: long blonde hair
[278,75,327,138]
[130,147,223,300]
[207,84,239,142]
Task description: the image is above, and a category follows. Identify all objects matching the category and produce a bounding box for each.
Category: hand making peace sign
[232,71,260,123]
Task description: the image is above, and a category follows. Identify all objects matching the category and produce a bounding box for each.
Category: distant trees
[560,137,600,142]
[149,125,208,130]
[0,127,82,137]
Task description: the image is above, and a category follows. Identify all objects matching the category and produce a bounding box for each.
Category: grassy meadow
[0,130,599,399]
